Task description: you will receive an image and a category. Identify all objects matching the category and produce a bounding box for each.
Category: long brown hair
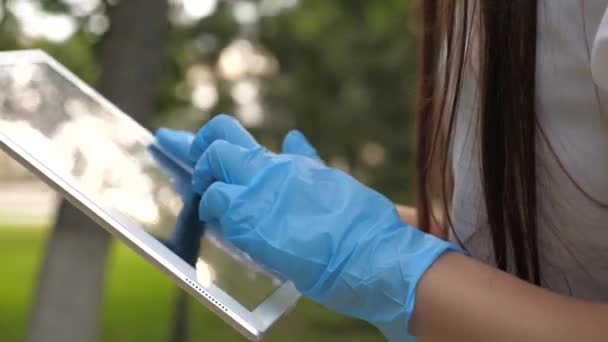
[415,1,541,283]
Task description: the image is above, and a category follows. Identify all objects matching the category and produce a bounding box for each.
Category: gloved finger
[199,182,246,229]
[165,194,204,265]
[281,129,320,160]
[190,114,258,161]
[154,128,196,166]
[192,140,274,194]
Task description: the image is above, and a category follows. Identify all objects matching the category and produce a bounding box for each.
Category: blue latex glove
[155,115,319,182]
[153,115,320,264]
[186,116,462,342]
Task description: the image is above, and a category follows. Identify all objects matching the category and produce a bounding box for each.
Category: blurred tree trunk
[171,290,191,342]
[27,1,169,342]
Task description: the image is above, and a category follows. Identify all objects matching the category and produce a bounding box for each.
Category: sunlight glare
[196,258,216,287]
[183,0,217,20]
[9,0,77,43]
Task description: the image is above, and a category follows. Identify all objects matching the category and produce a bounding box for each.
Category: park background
[0,0,418,341]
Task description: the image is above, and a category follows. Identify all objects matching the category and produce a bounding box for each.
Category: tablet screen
[0,60,280,310]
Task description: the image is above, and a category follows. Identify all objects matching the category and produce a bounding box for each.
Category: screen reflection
[0,61,280,310]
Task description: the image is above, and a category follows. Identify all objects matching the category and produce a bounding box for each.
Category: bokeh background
[0,0,419,341]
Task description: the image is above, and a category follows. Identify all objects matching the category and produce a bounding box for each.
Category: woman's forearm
[410,252,608,341]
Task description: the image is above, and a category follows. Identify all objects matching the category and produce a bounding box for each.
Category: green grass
[0,226,383,342]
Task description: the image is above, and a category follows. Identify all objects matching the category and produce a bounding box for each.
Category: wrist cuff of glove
[376,234,463,342]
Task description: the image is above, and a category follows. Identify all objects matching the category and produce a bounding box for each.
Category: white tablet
[0,50,299,340]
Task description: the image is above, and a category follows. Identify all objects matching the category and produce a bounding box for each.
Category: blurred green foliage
[258,0,417,202]
[0,0,418,202]
[0,227,384,341]
[0,0,419,340]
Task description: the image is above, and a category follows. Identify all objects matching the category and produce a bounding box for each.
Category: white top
[451,0,608,300]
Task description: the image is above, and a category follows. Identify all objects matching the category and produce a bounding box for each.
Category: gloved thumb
[199,181,246,232]
[281,130,319,160]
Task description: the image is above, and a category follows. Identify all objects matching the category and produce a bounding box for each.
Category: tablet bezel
[0,49,300,341]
